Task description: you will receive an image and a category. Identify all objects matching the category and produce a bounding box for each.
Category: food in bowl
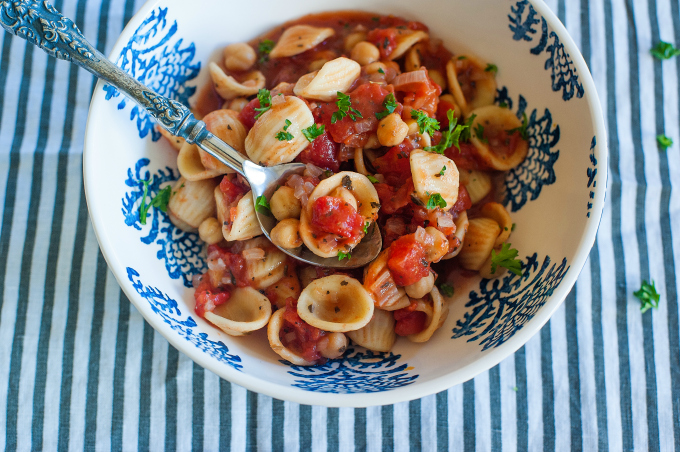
[159,11,529,365]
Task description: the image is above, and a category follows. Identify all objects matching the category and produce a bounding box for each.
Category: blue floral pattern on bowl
[127,267,243,371]
[283,348,418,393]
[508,0,584,101]
[496,87,561,212]
[103,7,200,141]
[586,136,598,217]
[451,253,570,351]
[122,158,206,287]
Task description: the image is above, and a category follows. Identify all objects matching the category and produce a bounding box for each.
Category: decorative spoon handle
[0,0,248,176]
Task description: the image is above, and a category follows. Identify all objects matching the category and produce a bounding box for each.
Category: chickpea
[270,218,303,249]
[198,217,223,245]
[364,133,381,149]
[377,113,409,147]
[223,43,256,71]
[344,31,367,53]
[405,119,419,136]
[318,332,349,359]
[228,97,249,112]
[429,69,446,90]
[270,186,302,221]
[309,58,328,72]
[365,61,388,75]
[350,41,380,66]
[405,272,435,299]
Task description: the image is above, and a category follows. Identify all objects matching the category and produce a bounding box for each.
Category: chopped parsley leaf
[411,109,440,136]
[508,112,529,140]
[302,123,325,142]
[367,175,379,184]
[378,67,385,74]
[255,195,271,213]
[511,223,516,231]
[438,283,454,297]
[275,120,294,141]
[254,89,272,119]
[337,251,351,261]
[634,280,660,313]
[331,92,362,124]
[499,101,508,108]
[426,193,447,209]
[457,55,467,60]
[657,134,673,150]
[485,63,498,74]
[424,109,469,154]
[490,243,523,276]
[258,39,274,63]
[650,41,680,60]
[363,221,369,234]
[437,166,446,177]
[375,93,399,120]
[474,123,488,143]
[139,182,172,225]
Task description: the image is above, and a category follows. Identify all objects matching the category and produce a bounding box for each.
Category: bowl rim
[83,0,608,407]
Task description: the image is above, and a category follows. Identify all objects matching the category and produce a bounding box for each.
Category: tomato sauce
[311,196,364,239]
[387,234,430,286]
[280,298,326,363]
[394,305,428,336]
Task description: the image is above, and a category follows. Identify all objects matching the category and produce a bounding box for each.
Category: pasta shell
[389,30,428,60]
[215,189,263,242]
[293,57,361,101]
[421,226,449,263]
[346,309,396,352]
[459,169,492,205]
[405,271,435,299]
[270,186,302,221]
[443,211,468,259]
[178,110,247,181]
[362,250,410,310]
[167,177,218,232]
[299,172,380,258]
[480,202,513,247]
[297,275,374,332]
[245,96,315,166]
[404,44,422,72]
[241,236,287,289]
[353,147,369,176]
[409,149,459,208]
[269,25,335,58]
[203,287,271,336]
[446,54,496,114]
[469,106,529,170]
[457,217,500,271]
[267,309,316,366]
[209,62,265,100]
[157,125,184,150]
[408,286,449,343]
[264,265,300,310]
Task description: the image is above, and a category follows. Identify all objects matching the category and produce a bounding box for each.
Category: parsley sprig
[275,119,294,141]
[338,251,351,261]
[485,63,498,74]
[254,89,272,120]
[634,280,660,313]
[411,109,440,136]
[474,123,488,143]
[375,93,398,120]
[331,92,362,124]
[424,109,470,154]
[367,175,380,184]
[650,41,680,60]
[255,195,271,214]
[508,112,529,140]
[258,39,274,63]
[437,166,446,177]
[302,124,325,142]
[438,283,454,297]
[426,193,447,210]
[490,243,523,276]
[657,134,673,150]
[139,182,172,225]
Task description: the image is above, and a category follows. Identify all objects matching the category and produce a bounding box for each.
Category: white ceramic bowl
[84,0,607,407]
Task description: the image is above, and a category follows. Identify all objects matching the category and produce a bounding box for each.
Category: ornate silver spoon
[0,1,381,268]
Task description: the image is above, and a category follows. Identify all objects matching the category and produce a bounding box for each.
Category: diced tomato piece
[446,141,488,170]
[297,130,340,172]
[238,98,260,129]
[437,98,458,129]
[193,274,231,318]
[394,307,428,336]
[374,178,414,215]
[367,28,397,59]
[281,298,326,363]
[387,235,430,286]
[311,196,364,239]
[219,175,250,205]
[372,138,417,186]
[206,244,249,288]
[397,68,442,117]
[451,185,472,213]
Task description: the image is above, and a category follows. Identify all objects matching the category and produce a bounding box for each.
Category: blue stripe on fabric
[564,288,583,450]
[299,404,311,452]
[382,404,394,452]
[589,243,609,452]
[219,379,232,451]
[666,0,680,441]
[436,391,448,451]
[515,346,529,452]
[541,325,555,452]
[246,391,260,452]
[109,289,131,451]
[409,399,421,452]
[271,399,284,452]
[354,408,366,451]
[165,345,179,452]
[463,380,475,452]
[624,1,660,448]
[137,321,154,451]
[327,407,339,452]
[489,365,502,452]
[192,362,205,451]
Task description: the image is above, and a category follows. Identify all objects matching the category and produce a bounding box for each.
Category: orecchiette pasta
[162,11,528,366]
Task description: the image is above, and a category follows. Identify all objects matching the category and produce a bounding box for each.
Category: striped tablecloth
[1,0,679,450]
